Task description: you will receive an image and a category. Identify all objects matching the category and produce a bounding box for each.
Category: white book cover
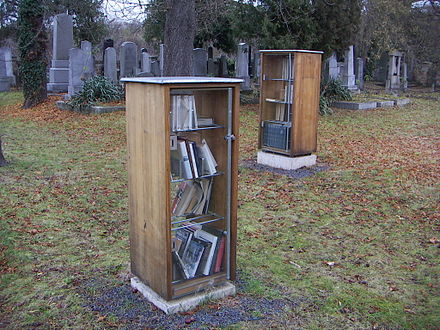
[194,229,218,275]
[177,140,193,179]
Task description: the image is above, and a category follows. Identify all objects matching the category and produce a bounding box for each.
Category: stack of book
[172,224,226,280]
[171,94,215,131]
[170,137,217,180]
[171,179,213,216]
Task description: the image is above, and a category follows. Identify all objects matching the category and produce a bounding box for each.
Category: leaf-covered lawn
[0,91,439,329]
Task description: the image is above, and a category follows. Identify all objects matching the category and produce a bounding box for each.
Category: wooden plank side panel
[291,53,321,156]
[126,83,170,299]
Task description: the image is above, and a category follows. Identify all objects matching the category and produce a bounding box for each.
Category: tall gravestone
[341,45,357,91]
[386,50,403,90]
[120,42,138,78]
[236,43,250,90]
[327,52,339,80]
[141,51,151,74]
[67,41,95,98]
[355,58,364,90]
[403,62,408,90]
[207,58,216,76]
[0,47,15,86]
[47,14,74,93]
[219,55,228,77]
[0,50,10,92]
[159,44,164,77]
[102,39,114,64]
[193,48,207,76]
[104,47,117,83]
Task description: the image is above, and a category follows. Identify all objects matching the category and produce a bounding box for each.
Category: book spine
[214,236,226,273]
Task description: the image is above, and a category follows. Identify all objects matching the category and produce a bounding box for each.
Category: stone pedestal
[47,14,73,93]
[131,277,236,315]
[257,151,317,170]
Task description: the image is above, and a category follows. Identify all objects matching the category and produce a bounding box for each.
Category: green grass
[1,90,439,328]
[0,91,23,106]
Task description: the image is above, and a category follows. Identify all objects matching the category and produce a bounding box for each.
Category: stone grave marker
[236,43,250,90]
[0,47,15,86]
[356,57,364,90]
[327,52,338,80]
[0,50,10,92]
[141,51,151,74]
[47,13,74,93]
[193,48,207,76]
[386,50,403,90]
[104,47,117,84]
[120,42,138,78]
[219,55,228,77]
[341,45,358,91]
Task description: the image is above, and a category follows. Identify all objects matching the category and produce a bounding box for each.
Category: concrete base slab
[395,98,411,106]
[49,68,69,82]
[376,100,395,107]
[0,77,11,92]
[332,101,377,110]
[131,277,236,314]
[257,151,316,170]
[56,100,125,114]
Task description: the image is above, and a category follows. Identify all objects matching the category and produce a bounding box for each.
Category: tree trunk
[163,0,195,76]
[18,0,48,108]
[0,137,7,166]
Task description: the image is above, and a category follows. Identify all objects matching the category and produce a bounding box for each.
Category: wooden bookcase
[258,50,323,157]
[122,77,241,301]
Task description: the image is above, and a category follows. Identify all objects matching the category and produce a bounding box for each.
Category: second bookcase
[123,77,241,301]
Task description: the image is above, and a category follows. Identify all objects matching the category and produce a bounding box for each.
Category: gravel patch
[81,275,292,329]
[240,159,329,179]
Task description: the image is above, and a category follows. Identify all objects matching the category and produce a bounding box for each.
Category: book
[197,139,217,175]
[171,95,198,131]
[213,236,226,273]
[172,251,190,279]
[181,237,206,278]
[197,117,214,126]
[194,227,219,275]
[187,141,200,179]
[176,140,193,179]
[201,226,225,274]
[175,227,194,257]
[195,240,213,276]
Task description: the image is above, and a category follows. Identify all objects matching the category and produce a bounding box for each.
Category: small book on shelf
[171,94,198,131]
[181,237,206,278]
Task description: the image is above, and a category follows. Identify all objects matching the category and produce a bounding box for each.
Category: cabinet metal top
[120,77,244,84]
[259,49,324,54]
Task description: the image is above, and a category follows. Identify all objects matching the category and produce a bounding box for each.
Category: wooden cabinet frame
[258,50,323,157]
[122,77,241,301]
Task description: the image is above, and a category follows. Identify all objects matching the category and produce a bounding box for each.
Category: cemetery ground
[0,88,439,329]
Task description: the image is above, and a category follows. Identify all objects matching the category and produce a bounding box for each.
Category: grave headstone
[120,42,138,78]
[81,40,95,81]
[341,45,358,91]
[68,48,85,96]
[386,50,403,90]
[207,58,216,76]
[219,55,228,77]
[151,60,160,76]
[67,41,96,98]
[141,52,151,73]
[104,47,117,84]
[403,62,408,90]
[102,39,114,64]
[236,43,250,90]
[47,13,74,93]
[0,50,10,92]
[208,47,213,59]
[327,52,338,80]
[254,52,260,80]
[193,48,207,76]
[159,44,164,77]
[0,47,15,86]
[355,57,364,90]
